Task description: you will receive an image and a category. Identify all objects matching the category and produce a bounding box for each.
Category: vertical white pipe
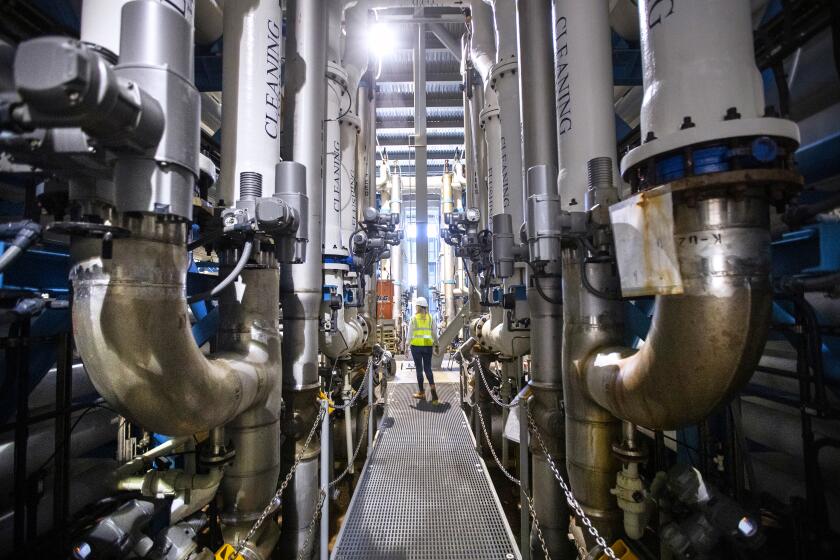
[324,65,349,256]
[220,0,283,203]
[638,0,764,143]
[488,0,524,230]
[390,172,403,321]
[480,89,503,218]
[80,0,132,55]
[340,115,361,251]
[554,0,620,210]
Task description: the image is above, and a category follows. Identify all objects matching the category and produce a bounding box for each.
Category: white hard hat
[415,296,428,308]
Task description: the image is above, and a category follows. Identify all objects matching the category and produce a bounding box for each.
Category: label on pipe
[609,188,684,297]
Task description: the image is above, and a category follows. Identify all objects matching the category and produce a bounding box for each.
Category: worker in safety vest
[406,296,440,403]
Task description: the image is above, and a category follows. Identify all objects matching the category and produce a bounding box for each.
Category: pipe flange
[326,61,349,89]
[479,105,500,127]
[621,116,800,176]
[636,168,803,202]
[339,112,362,132]
[489,58,518,90]
[611,441,648,464]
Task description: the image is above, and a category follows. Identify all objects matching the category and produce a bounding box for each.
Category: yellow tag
[215,544,244,560]
[598,539,638,560]
[318,392,335,414]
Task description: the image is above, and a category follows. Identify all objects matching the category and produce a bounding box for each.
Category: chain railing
[298,407,372,560]
[466,356,619,560]
[235,399,328,556]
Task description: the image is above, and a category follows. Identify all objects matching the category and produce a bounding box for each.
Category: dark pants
[411,345,435,389]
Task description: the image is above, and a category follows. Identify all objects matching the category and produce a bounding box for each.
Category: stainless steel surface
[70,217,282,436]
[281,0,327,390]
[113,0,200,219]
[586,189,773,429]
[561,250,623,545]
[516,0,557,173]
[279,2,327,552]
[331,384,519,560]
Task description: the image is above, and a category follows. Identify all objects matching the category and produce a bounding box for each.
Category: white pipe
[325,64,349,256]
[342,1,370,111]
[555,0,620,210]
[469,0,496,83]
[480,90,503,217]
[220,0,283,203]
[196,0,224,45]
[376,160,390,188]
[340,114,361,250]
[490,69,525,231]
[609,0,639,42]
[80,0,132,55]
[390,172,403,321]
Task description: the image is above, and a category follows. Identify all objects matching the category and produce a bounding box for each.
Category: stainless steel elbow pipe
[586,188,773,430]
[71,217,282,436]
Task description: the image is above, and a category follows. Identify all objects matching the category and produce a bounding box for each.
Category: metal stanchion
[319,402,330,560]
[520,395,531,560]
[367,359,374,451]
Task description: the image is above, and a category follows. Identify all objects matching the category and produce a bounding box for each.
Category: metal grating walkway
[331,383,520,560]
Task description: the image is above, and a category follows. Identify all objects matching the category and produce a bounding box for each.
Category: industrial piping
[279,0,329,554]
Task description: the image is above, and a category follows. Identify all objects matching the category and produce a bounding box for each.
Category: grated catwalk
[331,383,520,560]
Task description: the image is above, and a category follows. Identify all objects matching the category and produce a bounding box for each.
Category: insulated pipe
[71,220,282,436]
[220,0,283,203]
[219,0,282,203]
[554,0,620,211]
[280,0,328,553]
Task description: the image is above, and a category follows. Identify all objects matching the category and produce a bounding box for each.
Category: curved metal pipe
[586,190,773,430]
[71,219,282,436]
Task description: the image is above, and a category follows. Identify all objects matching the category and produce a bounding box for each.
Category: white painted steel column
[220,0,283,203]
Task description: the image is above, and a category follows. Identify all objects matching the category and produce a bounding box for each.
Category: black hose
[187,240,254,303]
[784,190,840,227]
[777,271,840,294]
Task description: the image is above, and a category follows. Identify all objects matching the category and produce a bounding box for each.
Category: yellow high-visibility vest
[410,314,434,347]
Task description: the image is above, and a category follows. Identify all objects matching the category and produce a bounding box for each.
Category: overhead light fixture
[368,22,395,58]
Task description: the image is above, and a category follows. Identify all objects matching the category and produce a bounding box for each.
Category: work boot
[430,386,440,404]
[413,389,425,399]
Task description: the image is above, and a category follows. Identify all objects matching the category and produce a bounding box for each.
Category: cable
[187,239,253,303]
[576,239,623,301]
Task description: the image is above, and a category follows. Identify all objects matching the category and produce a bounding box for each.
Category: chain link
[298,402,374,559]
[471,393,550,560]
[234,400,328,556]
[466,356,618,560]
[526,407,618,560]
[469,352,518,410]
[330,357,373,411]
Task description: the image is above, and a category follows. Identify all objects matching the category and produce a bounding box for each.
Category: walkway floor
[331,377,520,560]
